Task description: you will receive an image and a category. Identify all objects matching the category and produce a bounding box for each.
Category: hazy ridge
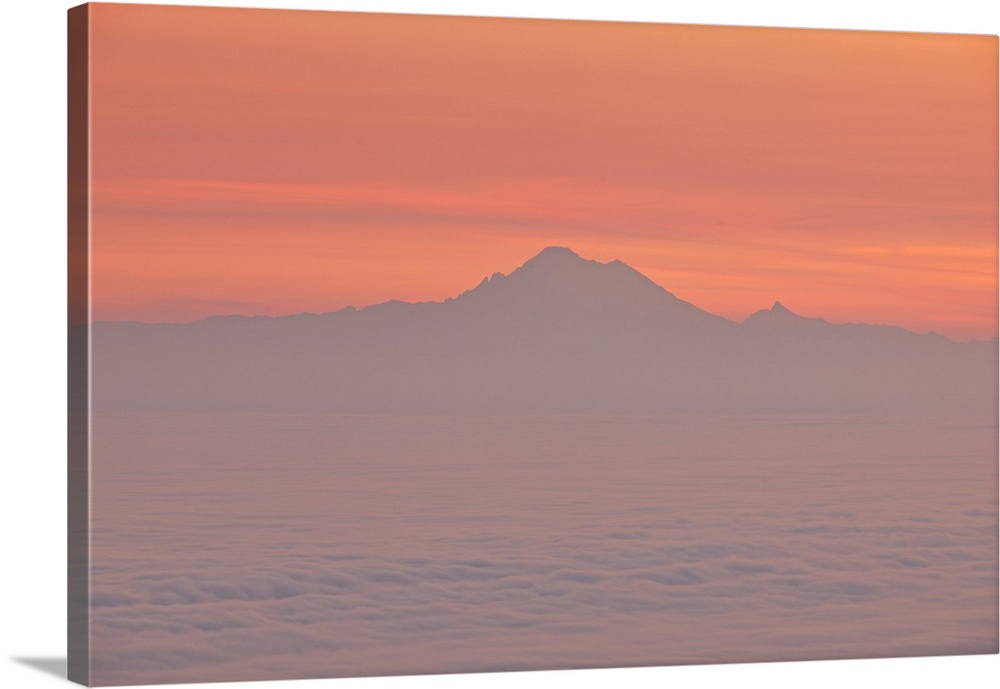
[87,247,997,415]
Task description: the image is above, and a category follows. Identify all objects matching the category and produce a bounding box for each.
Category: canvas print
[68,3,998,686]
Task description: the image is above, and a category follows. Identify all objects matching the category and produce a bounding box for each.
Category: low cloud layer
[88,414,998,685]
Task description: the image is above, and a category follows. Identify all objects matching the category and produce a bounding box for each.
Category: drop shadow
[11,657,67,680]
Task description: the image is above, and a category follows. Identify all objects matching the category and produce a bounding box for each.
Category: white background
[1,1,997,688]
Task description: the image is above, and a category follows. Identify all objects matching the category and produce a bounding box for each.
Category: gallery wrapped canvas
[68,2,998,686]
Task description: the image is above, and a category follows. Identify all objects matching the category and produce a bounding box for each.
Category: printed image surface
[82,4,998,684]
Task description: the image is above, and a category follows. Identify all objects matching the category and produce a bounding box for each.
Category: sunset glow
[88,3,998,340]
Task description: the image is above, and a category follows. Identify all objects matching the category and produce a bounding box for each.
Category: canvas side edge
[68,3,91,686]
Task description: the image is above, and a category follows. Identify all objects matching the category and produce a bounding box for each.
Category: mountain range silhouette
[88,247,997,415]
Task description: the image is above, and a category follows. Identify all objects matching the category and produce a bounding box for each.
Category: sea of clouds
[87,414,997,685]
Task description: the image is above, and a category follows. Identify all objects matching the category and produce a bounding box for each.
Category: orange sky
[87,3,998,340]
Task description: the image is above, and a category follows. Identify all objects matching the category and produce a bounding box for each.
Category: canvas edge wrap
[68,3,91,686]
